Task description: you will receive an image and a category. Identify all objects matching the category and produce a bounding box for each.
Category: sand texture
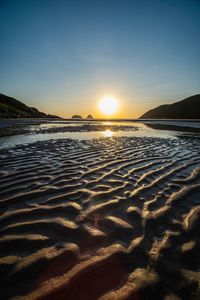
[0,136,200,299]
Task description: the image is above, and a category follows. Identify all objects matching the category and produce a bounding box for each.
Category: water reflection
[1,120,196,150]
[103,129,113,137]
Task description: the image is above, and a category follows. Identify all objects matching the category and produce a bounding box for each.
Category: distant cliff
[0,93,60,119]
[140,95,200,119]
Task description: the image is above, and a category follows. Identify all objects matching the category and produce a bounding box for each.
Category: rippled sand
[0,136,200,299]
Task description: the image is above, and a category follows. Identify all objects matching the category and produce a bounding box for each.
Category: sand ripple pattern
[0,136,200,300]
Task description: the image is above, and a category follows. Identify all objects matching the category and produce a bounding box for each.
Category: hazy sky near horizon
[0,0,199,118]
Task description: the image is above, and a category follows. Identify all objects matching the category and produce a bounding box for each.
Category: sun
[98,96,119,116]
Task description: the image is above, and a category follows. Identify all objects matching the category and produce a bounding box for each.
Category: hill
[0,93,60,118]
[140,95,200,119]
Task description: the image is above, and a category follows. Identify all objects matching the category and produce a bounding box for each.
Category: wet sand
[0,136,200,299]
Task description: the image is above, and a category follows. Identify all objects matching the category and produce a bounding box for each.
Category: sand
[0,136,200,299]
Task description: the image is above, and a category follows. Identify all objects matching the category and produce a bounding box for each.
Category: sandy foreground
[0,136,200,299]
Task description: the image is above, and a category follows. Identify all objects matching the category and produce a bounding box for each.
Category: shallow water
[0,120,199,149]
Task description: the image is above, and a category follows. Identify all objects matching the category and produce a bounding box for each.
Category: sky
[0,0,199,118]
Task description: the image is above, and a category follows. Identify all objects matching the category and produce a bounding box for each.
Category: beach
[0,120,200,299]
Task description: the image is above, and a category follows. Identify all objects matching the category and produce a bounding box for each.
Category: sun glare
[103,129,113,137]
[98,96,119,116]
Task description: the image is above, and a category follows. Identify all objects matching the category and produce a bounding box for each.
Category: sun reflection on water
[103,129,113,137]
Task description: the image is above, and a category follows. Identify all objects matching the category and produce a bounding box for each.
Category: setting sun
[98,96,119,116]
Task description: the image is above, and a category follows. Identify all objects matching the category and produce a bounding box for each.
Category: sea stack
[87,114,93,119]
[71,115,82,119]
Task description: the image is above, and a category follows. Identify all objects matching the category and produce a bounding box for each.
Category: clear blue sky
[0,0,199,118]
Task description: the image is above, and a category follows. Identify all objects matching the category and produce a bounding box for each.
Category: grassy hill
[0,93,60,118]
[140,95,200,119]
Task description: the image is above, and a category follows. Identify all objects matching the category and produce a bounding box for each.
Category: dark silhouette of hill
[71,115,82,119]
[0,93,60,118]
[140,95,200,119]
[87,114,93,119]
